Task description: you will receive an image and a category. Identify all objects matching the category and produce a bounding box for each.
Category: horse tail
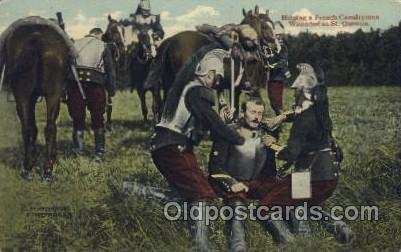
[10,33,43,83]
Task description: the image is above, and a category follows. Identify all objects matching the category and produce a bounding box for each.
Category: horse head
[103,15,126,66]
[135,26,156,63]
[241,6,275,46]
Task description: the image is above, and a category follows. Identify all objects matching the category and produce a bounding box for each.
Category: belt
[307,147,332,155]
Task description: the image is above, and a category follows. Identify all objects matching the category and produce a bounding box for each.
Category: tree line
[286,21,401,86]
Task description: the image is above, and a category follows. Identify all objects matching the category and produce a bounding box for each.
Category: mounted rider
[120,0,165,58]
[66,28,116,161]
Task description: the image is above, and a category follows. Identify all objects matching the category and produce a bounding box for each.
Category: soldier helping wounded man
[209,63,351,250]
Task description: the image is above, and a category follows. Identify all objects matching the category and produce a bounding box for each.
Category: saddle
[196,24,261,63]
[196,23,239,49]
[0,16,77,64]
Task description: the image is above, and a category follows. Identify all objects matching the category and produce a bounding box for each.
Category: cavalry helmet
[290,63,320,91]
[139,0,151,11]
[195,49,229,78]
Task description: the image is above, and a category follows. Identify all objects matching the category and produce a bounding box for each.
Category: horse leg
[151,83,162,123]
[43,95,60,179]
[41,56,64,179]
[15,95,38,180]
[137,86,149,123]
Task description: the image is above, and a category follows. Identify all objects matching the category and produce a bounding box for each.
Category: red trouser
[258,176,338,207]
[66,82,106,130]
[210,176,278,203]
[267,80,284,115]
[211,175,337,207]
[152,145,216,202]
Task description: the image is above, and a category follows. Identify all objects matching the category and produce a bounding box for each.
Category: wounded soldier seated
[208,97,295,249]
[209,64,352,250]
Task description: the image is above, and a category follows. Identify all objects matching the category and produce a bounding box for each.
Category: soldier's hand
[219,106,235,123]
[285,71,292,79]
[263,114,287,129]
[262,134,277,148]
[231,182,249,193]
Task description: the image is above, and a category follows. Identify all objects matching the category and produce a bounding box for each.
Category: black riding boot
[288,209,311,237]
[228,201,247,252]
[188,201,210,252]
[94,128,105,162]
[261,218,295,244]
[320,211,353,243]
[72,130,84,155]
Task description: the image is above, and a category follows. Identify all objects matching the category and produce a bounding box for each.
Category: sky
[0,0,400,39]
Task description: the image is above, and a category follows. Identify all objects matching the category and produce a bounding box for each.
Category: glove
[210,173,239,192]
[262,114,286,130]
[262,134,277,148]
[262,110,294,130]
[219,106,235,124]
[231,182,249,193]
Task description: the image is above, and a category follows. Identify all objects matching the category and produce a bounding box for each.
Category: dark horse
[144,5,276,120]
[103,15,161,123]
[0,16,76,180]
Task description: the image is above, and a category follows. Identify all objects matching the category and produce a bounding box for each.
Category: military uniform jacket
[269,44,290,81]
[277,107,339,181]
[73,35,116,91]
[151,81,244,151]
[208,120,277,181]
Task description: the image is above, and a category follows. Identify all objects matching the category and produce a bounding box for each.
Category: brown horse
[0,16,76,180]
[145,5,275,121]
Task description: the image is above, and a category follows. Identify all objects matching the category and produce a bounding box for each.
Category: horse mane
[163,42,221,120]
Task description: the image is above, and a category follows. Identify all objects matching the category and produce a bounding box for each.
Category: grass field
[0,86,400,251]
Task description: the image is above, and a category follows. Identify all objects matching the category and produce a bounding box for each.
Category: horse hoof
[41,170,54,182]
[21,169,34,181]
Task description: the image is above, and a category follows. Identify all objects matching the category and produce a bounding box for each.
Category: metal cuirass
[133,14,157,26]
[226,127,268,180]
[156,81,203,139]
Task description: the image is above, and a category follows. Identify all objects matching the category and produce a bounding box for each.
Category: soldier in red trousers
[67,28,116,161]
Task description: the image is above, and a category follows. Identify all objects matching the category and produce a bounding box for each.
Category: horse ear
[254,5,259,15]
[242,8,246,17]
[266,9,269,16]
[108,15,112,22]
